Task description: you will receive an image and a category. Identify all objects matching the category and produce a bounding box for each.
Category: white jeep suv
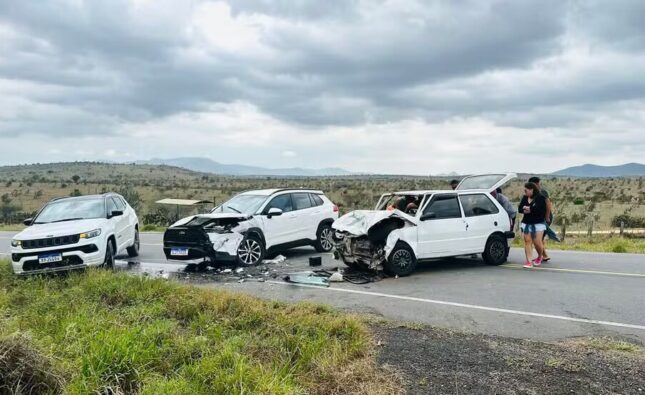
[333,174,517,276]
[163,189,339,266]
[10,193,140,275]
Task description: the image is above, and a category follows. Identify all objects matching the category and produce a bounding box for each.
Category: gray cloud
[0,0,643,171]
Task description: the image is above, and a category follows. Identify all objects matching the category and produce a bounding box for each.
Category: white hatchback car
[10,193,140,275]
[333,173,517,276]
[163,189,339,266]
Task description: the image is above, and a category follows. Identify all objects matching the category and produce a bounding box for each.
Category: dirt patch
[373,325,645,394]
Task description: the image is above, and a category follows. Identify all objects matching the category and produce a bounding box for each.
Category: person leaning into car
[518,182,547,268]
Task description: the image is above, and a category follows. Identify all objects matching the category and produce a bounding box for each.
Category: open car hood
[332,210,417,236]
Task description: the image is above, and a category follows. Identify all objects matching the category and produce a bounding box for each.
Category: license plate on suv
[171,248,189,256]
[38,253,63,264]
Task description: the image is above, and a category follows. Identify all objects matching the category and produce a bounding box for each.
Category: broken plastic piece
[329,272,344,282]
[284,272,329,287]
[263,254,287,264]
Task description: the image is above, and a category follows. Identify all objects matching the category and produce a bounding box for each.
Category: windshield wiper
[50,218,85,223]
[226,206,241,214]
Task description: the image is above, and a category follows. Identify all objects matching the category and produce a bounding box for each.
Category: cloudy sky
[0,0,644,174]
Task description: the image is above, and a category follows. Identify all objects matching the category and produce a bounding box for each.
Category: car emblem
[179,231,185,235]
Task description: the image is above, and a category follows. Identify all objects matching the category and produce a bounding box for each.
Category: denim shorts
[521,222,547,236]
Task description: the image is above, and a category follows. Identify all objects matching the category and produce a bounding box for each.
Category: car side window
[107,198,119,214]
[265,194,293,213]
[459,194,499,217]
[292,193,313,211]
[113,197,126,211]
[310,193,324,207]
[422,194,461,219]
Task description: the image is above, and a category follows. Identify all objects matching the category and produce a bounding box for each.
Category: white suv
[163,189,339,266]
[10,193,140,275]
[333,174,517,276]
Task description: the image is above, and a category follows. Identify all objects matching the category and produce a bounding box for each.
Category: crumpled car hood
[332,210,417,236]
[170,213,251,228]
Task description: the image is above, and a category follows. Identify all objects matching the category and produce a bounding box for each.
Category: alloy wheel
[392,249,412,269]
[237,239,262,265]
[490,240,505,261]
[320,227,334,251]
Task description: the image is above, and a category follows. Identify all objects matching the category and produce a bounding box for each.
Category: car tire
[314,223,334,253]
[483,234,508,266]
[384,242,417,277]
[103,240,115,268]
[236,234,265,266]
[127,228,140,257]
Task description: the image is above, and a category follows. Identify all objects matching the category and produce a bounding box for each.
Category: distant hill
[552,163,645,177]
[134,157,353,176]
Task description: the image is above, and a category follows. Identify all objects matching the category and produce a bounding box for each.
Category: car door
[260,193,297,248]
[114,196,135,248]
[417,194,468,258]
[107,197,128,252]
[290,192,318,240]
[458,193,502,253]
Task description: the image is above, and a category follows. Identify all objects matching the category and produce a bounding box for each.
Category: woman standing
[518,182,547,268]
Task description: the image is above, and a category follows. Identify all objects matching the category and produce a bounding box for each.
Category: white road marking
[501,264,645,278]
[0,252,8,256]
[266,281,645,331]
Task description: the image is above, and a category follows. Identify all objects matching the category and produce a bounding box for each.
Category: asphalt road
[2,231,644,342]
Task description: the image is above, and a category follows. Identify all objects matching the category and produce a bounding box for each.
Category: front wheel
[236,235,265,266]
[127,228,140,257]
[384,242,417,277]
[103,241,115,268]
[314,224,334,252]
[483,234,508,266]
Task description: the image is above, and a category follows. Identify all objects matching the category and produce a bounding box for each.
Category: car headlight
[79,229,102,239]
[11,239,21,247]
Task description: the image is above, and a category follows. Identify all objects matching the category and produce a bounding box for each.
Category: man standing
[528,176,553,261]
[450,179,459,190]
[492,187,516,231]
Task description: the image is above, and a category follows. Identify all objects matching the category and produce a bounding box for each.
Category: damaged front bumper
[163,228,243,264]
[333,234,385,271]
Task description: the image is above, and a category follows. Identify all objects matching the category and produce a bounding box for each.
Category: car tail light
[333,205,339,213]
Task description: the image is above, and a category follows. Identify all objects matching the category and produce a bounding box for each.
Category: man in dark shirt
[450,179,459,190]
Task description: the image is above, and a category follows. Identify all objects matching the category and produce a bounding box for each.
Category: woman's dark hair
[524,182,540,196]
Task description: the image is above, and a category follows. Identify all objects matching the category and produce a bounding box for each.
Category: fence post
[561,218,566,241]
[587,220,593,238]
[620,221,624,237]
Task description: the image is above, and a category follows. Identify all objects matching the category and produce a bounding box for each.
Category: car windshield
[377,194,423,212]
[212,194,266,214]
[34,198,105,224]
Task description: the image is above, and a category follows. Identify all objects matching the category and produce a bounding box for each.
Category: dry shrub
[0,336,64,395]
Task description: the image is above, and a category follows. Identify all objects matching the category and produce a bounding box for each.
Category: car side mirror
[267,208,283,218]
[109,210,124,218]
[23,218,33,226]
[420,212,436,221]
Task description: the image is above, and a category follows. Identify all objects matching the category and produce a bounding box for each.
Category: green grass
[573,338,642,353]
[141,224,167,232]
[513,236,645,254]
[0,260,399,394]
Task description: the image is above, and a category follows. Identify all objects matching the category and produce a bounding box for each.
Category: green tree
[72,175,80,184]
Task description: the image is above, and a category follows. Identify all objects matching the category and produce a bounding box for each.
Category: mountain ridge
[552,162,645,177]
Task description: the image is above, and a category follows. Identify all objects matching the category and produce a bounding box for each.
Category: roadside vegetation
[513,235,645,254]
[0,260,399,394]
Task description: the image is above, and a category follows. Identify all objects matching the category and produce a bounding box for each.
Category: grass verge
[512,235,645,254]
[0,260,400,394]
